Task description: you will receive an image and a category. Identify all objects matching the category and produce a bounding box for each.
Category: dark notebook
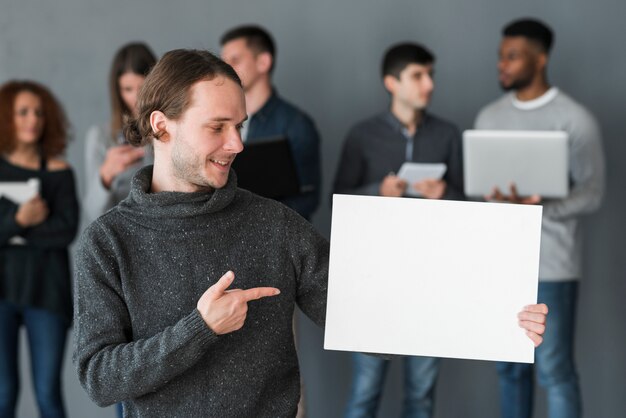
[232,136,300,199]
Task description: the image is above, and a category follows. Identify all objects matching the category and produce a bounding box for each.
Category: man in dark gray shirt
[334,43,463,418]
[334,44,463,202]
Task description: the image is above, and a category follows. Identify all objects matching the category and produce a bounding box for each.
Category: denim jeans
[0,301,68,418]
[497,281,581,418]
[345,353,440,418]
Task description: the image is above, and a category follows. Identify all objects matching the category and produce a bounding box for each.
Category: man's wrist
[99,169,113,190]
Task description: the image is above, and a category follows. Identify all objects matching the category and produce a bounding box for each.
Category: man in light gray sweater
[74,49,549,417]
[475,18,604,418]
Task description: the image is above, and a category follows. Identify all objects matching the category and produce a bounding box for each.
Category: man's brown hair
[124,49,241,147]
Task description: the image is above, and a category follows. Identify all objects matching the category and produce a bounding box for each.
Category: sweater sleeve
[281,112,322,219]
[0,197,25,245]
[286,212,329,328]
[82,126,115,225]
[73,223,219,406]
[333,129,381,197]
[21,169,79,248]
[541,112,605,219]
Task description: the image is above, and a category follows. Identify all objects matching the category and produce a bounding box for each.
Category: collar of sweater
[117,165,241,230]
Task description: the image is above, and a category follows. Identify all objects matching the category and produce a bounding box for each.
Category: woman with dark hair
[0,80,79,418]
[83,42,157,225]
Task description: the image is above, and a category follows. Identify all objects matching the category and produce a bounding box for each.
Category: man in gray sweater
[74,49,548,417]
[475,19,604,418]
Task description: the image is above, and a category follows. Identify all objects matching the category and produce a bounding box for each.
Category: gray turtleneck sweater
[73,166,329,417]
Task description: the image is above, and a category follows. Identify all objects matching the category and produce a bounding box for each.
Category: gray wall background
[2,0,624,416]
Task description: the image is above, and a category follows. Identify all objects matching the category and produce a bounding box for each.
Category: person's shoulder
[270,93,313,123]
[77,210,116,249]
[48,159,71,171]
[550,90,601,139]
[477,94,510,115]
[474,94,512,127]
[237,188,301,220]
[553,90,596,121]
[237,187,282,210]
[271,95,318,132]
[273,94,307,115]
[80,204,130,247]
[425,113,460,133]
[348,112,388,136]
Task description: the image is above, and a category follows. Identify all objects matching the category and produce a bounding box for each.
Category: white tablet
[463,130,568,198]
[0,178,40,204]
[397,162,447,197]
[0,178,40,245]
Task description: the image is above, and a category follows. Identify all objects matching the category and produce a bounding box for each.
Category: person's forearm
[0,198,25,244]
[23,217,78,247]
[542,181,604,219]
[24,187,79,248]
[75,309,218,406]
[543,145,604,219]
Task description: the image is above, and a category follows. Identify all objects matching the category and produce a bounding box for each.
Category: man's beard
[500,74,533,92]
[171,135,215,191]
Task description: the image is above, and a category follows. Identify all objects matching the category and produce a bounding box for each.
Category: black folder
[231,136,300,199]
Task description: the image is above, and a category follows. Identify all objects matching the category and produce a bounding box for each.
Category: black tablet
[232,136,300,199]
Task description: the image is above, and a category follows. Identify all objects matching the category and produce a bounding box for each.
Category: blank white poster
[324,194,542,363]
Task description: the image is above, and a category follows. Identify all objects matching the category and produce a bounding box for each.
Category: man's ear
[256,52,273,74]
[150,111,170,142]
[536,52,548,73]
[383,74,397,95]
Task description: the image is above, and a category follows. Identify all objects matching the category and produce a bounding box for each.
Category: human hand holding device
[380,174,407,197]
[197,271,280,335]
[99,145,145,189]
[486,183,542,205]
[15,195,48,227]
[518,303,548,347]
[413,179,447,199]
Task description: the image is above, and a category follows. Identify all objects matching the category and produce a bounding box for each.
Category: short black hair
[220,25,276,71]
[382,43,435,79]
[503,18,554,53]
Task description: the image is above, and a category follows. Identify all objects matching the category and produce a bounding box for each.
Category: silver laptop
[463,130,568,198]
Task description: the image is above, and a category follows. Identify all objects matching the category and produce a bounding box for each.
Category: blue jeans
[345,353,440,418]
[0,301,68,418]
[497,281,581,418]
